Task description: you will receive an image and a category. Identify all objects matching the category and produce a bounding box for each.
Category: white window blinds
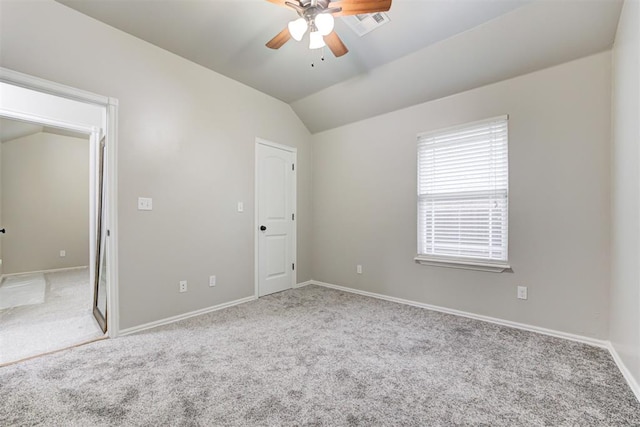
[417,116,509,265]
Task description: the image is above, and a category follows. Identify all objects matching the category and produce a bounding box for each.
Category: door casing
[0,67,119,336]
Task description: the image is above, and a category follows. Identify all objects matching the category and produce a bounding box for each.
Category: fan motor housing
[299,0,331,8]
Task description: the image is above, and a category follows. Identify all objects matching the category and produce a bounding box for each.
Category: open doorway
[0,117,104,364]
[0,68,118,365]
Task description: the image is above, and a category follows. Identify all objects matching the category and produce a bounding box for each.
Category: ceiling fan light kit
[288,18,307,41]
[309,30,326,49]
[315,13,335,35]
[266,0,392,58]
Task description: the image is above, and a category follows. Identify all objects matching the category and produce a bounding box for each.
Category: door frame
[254,137,297,297]
[0,67,119,337]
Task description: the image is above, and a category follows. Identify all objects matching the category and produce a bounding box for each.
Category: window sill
[414,256,511,273]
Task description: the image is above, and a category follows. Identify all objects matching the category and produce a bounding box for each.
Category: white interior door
[256,141,296,297]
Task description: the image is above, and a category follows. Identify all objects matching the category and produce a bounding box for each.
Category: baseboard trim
[1,265,88,280]
[607,342,640,402]
[311,280,608,349]
[115,279,639,403]
[311,280,640,403]
[294,280,313,288]
[120,281,314,337]
[119,295,257,336]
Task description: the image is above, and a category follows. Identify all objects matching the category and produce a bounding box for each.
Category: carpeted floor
[0,268,104,365]
[1,285,638,426]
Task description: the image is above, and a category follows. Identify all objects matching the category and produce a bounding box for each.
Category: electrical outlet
[59,250,66,257]
[179,280,188,293]
[356,265,362,274]
[209,275,216,287]
[517,285,528,300]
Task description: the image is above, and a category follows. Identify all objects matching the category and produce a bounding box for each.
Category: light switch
[237,202,244,213]
[138,197,153,211]
[517,286,528,300]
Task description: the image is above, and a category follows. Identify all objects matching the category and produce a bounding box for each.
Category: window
[416,116,509,271]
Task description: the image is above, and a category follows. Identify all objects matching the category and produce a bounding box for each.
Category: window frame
[415,115,510,273]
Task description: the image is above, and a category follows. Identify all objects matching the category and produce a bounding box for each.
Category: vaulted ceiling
[56,0,623,133]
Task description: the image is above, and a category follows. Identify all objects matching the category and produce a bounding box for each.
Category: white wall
[610,0,640,391]
[0,0,313,329]
[312,52,612,339]
[1,132,89,274]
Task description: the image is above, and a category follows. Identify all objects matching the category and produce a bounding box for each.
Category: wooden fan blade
[266,27,292,49]
[324,31,348,57]
[329,0,391,16]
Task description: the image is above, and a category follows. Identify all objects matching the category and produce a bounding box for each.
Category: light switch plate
[138,197,153,211]
[237,202,244,213]
[517,286,528,300]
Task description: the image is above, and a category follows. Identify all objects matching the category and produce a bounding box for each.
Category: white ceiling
[0,118,43,143]
[0,118,87,143]
[55,0,623,133]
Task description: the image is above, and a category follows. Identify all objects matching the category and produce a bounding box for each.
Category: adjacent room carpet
[1,285,638,426]
[0,273,46,310]
[0,268,104,365]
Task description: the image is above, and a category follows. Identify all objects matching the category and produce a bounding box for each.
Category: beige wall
[611,0,640,390]
[0,0,623,347]
[1,132,89,274]
[312,52,611,339]
[0,0,313,329]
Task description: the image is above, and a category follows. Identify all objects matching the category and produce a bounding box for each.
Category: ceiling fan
[265,0,392,57]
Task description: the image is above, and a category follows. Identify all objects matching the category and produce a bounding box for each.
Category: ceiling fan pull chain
[311,47,325,68]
